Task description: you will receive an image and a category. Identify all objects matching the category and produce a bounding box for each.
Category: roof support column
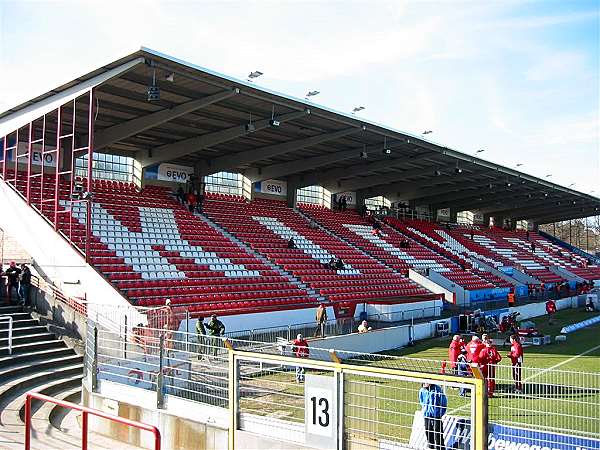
[287,180,300,208]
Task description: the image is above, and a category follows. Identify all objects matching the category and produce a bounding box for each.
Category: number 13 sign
[305,374,338,449]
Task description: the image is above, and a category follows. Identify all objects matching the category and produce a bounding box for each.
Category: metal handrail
[0,315,13,355]
[24,391,161,450]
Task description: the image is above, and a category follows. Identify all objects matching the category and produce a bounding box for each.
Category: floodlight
[269,119,281,127]
[245,123,256,132]
[476,149,485,153]
[248,71,263,79]
[352,106,365,114]
[306,90,320,98]
[360,151,368,159]
[454,167,463,174]
[383,148,392,155]
[165,73,175,82]
[505,182,512,187]
[422,130,433,135]
[434,170,441,176]
[557,201,561,206]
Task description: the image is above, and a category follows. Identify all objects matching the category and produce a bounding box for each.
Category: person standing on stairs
[5,262,21,305]
[18,263,31,307]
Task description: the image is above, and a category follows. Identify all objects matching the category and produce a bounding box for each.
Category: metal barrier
[0,315,13,354]
[24,391,161,450]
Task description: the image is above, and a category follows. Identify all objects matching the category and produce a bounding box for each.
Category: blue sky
[0,0,598,196]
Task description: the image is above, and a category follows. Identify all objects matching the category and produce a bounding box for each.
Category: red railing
[24,391,161,450]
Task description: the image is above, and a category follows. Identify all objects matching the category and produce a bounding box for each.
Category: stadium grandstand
[0,48,599,450]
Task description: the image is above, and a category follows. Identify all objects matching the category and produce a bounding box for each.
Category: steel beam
[361,167,489,198]
[137,109,308,167]
[529,209,600,224]
[291,150,438,189]
[510,202,600,220]
[480,197,585,217]
[397,177,496,202]
[94,89,238,150]
[200,124,361,174]
[430,186,540,210]
[244,140,411,182]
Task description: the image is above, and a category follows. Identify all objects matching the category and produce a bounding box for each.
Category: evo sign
[157,163,194,183]
[2,144,57,167]
[255,179,287,196]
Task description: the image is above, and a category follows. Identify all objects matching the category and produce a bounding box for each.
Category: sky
[0,0,598,196]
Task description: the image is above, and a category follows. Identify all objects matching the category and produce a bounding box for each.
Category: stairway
[0,304,84,449]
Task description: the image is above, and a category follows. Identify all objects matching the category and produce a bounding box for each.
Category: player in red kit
[465,336,485,364]
[478,340,502,397]
[507,334,524,393]
[448,335,465,373]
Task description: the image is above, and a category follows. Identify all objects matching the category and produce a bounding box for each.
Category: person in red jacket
[507,334,524,393]
[465,336,485,364]
[291,334,309,382]
[545,299,557,324]
[478,340,502,397]
[448,335,465,373]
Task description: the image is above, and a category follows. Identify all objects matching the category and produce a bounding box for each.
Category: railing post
[185,310,190,353]
[82,410,89,450]
[123,315,128,360]
[24,394,31,450]
[91,326,98,392]
[157,333,165,409]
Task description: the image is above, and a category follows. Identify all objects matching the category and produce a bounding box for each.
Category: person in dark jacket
[206,314,226,356]
[0,265,4,302]
[287,237,297,249]
[18,263,31,306]
[418,383,447,450]
[5,262,21,304]
[196,316,207,359]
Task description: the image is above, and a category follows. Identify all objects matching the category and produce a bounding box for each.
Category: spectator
[309,220,318,229]
[478,340,502,397]
[324,257,336,270]
[530,242,536,252]
[507,291,515,308]
[291,333,309,382]
[335,258,345,270]
[361,204,368,217]
[371,221,382,236]
[341,195,347,211]
[287,237,297,249]
[0,265,4,302]
[206,314,226,356]
[470,229,474,240]
[18,263,31,306]
[526,230,530,241]
[5,262,21,304]
[358,320,371,333]
[448,335,464,373]
[507,335,523,393]
[195,316,207,359]
[418,383,447,450]
[465,336,484,364]
[314,304,327,337]
[186,191,197,213]
[585,297,595,312]
[456,349,470,396]
[176,186,186,204]
[197,190,205,213]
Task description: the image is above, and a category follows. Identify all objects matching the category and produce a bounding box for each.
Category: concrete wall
[549,265,584,282]
[428,270,467,305]
[409,269,454,303]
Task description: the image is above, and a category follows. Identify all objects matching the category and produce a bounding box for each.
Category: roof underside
[2,47,598,224]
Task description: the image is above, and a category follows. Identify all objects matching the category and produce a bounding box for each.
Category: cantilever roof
[1,47,598,224]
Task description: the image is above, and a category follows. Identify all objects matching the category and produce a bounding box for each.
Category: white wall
[428,270,467,305]
[409,269,454,303]
[365,299,442,322]
[310,324,411,354]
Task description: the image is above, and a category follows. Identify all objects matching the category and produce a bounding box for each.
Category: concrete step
[0,347,74,367]
[0,354,81,383]
[0,339,66,356]
[0,325,48,339]
[0,364,84,420]
[0,312,32,321]
[0,305,25,315]
[18,375,83,422]
[0,318,39,330]
[0,332,57,347]
[48,387,81,431]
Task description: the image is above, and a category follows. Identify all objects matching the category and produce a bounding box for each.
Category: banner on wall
[336,191,356,205]
[145,163,194,183]
[1,144,58,167]
[437,208,451,219]
[473,212,484,224]
[254,179,287,196]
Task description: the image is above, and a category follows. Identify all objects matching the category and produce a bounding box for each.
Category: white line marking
[523,342,600,381]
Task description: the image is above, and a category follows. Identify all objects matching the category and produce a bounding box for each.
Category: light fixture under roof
[352,106,365,114]
[247,70,263,82]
